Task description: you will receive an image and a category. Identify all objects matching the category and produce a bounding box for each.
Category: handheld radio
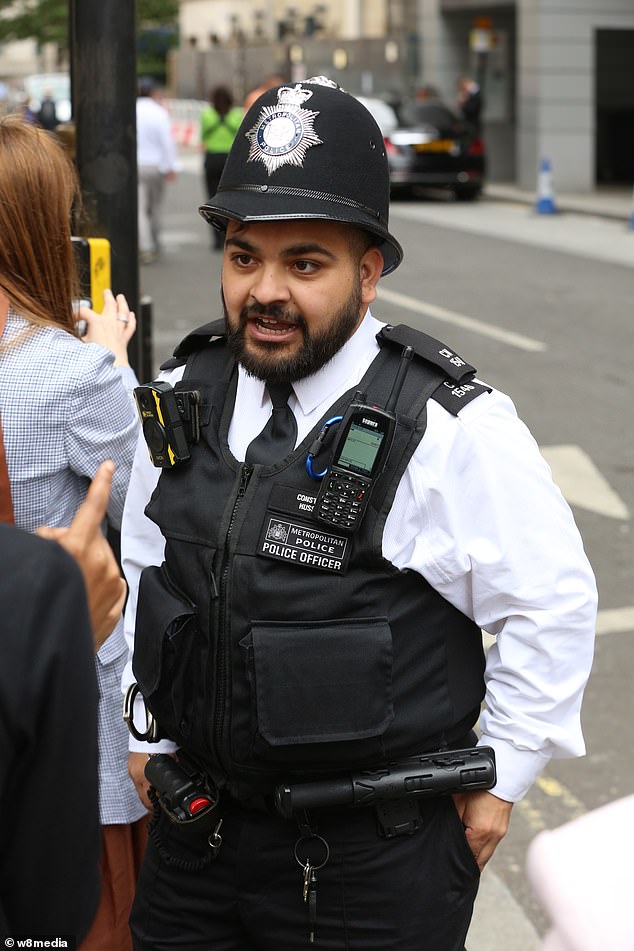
[313,347,413,533]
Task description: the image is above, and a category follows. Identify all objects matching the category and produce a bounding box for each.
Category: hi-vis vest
[133,322,489,799]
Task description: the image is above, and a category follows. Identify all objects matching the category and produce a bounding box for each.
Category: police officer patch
[245,83,322,175]
[256,484,350,573]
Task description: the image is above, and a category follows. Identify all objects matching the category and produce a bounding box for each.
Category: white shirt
[136,96,178,174]
[121,312,597,802]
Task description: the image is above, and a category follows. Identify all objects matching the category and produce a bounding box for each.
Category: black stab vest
[132,324,487,799]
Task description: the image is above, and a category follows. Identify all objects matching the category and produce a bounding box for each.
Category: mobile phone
[73,297,93,337]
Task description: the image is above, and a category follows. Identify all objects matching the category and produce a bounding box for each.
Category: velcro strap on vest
[161,318,226,370]
[377,324,476,384]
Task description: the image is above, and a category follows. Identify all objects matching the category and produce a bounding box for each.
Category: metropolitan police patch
[256,484,350,573]
[245,83,323,175]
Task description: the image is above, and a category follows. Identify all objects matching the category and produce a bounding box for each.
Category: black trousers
[130,795,479,951]
[204,151,228,201]
[203,152,229,249]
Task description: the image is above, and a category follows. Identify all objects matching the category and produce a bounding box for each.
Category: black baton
[275,746,496,819]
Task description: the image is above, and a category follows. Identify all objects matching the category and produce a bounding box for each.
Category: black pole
[70,0,146,378]
[139,295,154,383]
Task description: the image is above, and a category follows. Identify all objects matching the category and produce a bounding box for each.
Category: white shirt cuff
[129,736,178,755]
[478,734,551,802]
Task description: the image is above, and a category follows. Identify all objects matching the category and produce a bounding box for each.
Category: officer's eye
[231,253,255,268]
[293,260,319,274]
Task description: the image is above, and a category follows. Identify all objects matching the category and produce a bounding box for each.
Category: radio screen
[338,422,385,476]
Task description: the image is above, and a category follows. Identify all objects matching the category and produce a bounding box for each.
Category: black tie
[245,382,297,464]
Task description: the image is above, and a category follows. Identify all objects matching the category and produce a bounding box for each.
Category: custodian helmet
[199,77,403,274]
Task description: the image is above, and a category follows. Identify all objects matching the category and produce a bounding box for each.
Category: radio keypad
[316,470,369,530]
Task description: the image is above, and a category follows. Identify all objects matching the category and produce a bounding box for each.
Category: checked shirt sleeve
[64,345,140,529]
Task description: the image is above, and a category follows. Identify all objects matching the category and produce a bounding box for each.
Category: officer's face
[221,219,384,383]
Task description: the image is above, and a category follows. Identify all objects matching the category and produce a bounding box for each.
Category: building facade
[173,0,418,103]
[175,0,634,192]
[418,0,634,191]
[179,0,392,46]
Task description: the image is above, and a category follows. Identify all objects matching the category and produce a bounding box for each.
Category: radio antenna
[384,346,414,414]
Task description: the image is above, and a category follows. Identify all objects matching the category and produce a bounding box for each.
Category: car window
[355,97,398,137]
[397,101,461,132]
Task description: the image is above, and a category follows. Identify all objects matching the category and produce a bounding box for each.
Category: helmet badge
[245,84,322,175]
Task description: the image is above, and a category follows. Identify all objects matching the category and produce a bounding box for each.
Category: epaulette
[160,318,226,371]
[378,323,476,384]
[377,323,490,415]
[430,378,491,415]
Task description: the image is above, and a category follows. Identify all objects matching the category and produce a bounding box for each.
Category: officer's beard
[223,284,363,384]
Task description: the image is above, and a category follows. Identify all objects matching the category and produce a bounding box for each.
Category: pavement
[484,180,633,223]
[388,182,634,273]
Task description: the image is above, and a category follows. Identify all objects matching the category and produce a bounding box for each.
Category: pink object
[526,794,634,951]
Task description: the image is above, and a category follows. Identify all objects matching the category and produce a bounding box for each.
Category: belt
[221,785,446,841]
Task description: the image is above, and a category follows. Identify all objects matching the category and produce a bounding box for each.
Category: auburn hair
[0,114,80,333]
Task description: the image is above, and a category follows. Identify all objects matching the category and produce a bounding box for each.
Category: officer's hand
[452,790,513,870]
[36,461,127,651]
[128,752,153,811]
[80,288,136,367]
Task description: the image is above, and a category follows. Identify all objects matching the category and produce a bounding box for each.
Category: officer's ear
[359,244,384,306]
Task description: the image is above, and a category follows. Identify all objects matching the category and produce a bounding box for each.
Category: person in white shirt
[136,78,178,264]
[121,78,596,951]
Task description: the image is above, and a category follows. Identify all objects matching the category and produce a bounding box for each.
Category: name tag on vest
[257,484,350,574]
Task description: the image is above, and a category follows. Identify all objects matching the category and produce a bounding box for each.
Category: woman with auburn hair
[0,115,146,950]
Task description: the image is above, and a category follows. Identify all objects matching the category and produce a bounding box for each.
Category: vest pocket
[132,564,198,739]
[245,617,395,749]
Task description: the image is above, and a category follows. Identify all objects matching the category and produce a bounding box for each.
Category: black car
[384,99,486,200]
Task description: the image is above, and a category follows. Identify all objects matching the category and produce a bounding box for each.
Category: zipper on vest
[212,462,253,771]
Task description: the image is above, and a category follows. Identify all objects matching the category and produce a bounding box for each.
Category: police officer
[122,78,596,950]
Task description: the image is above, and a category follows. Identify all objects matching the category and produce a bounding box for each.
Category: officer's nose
[249,267,291,306]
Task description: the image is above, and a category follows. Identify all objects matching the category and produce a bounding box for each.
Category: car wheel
[390,185,414,201]
[453,185,481,202]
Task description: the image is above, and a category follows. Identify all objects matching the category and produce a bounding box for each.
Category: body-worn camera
[134,382,200,468]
